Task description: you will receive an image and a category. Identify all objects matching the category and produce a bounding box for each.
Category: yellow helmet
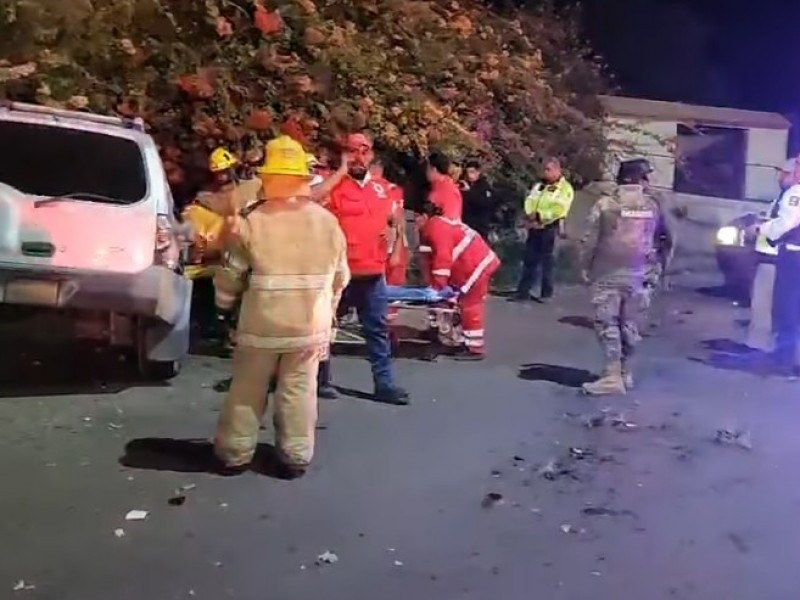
[209,147,238,173]
[257,135,310,177]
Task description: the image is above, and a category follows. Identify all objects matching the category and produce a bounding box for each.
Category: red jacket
[420,216,500,293]
[429,177,463,221]
[328,174,394,276]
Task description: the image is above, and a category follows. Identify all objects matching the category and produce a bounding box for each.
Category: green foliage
[0,0,611,198]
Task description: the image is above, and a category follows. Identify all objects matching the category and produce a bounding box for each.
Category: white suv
[0,101,192,379]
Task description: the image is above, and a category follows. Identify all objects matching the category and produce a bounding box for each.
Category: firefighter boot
[582,361,626,396]
[621,360,634,390]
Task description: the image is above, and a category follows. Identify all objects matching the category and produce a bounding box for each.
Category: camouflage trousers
[590,282,650,363]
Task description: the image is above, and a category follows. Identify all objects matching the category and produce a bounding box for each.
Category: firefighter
[512,157,575,302]
[325,133,409,405]
[580,158,661,394]
[416,200,500,360]
[213,135,350,478]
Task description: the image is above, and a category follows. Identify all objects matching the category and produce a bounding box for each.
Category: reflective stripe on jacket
[214,197,350,351]
[523,177,575,226]
[420,216,500,293]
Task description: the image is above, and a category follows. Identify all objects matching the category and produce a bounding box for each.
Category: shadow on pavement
[558,315,594,330]
[120,437,293,480]
[688,354,776,378]
[701,339,752,355]
[518,363,595,388]
[0,343,168,398]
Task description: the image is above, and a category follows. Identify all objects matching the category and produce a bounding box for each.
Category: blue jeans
[339,275,395,389]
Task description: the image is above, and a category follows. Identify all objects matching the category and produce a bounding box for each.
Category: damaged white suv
[0,101,192,379]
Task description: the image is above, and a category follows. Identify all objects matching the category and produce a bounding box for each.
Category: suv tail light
[154,214,179,269]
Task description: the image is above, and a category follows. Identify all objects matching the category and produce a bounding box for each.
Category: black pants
[516,225,558,299]
[772,247,800,366]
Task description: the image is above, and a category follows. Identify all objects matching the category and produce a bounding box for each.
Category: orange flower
[254,3,283,35]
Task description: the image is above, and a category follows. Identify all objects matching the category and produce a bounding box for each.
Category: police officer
[752,157,800,374]
[512,157,575,302]
[744,158,797,352]
[580,158,662,395]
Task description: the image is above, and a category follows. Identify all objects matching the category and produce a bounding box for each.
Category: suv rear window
[0,121,147,204]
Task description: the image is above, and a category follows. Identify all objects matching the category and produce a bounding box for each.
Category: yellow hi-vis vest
[523,176,575,226]
[755,195,781,256]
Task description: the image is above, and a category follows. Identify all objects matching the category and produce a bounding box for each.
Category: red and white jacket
[419,216,500,293]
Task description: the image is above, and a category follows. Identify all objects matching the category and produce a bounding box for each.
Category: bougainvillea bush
[0,0,611,202]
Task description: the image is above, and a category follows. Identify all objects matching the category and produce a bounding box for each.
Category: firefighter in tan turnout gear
[213,135,350,478]
[579,159,662,395]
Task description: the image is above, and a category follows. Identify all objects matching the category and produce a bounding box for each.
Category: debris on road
[125,510,149,521]
[481,492,505,508]
[316,551,339,565]
[714,427,752,450]
[560,524,574,534]
[582,506,619,517]
[538,459,576,481]
[490,469,502,478]
[108,422,123,430]
[12,580,35,592]
[569,447,594,460]
[114,528,126,538]
[169,483,197,506]
[393,560,404,567]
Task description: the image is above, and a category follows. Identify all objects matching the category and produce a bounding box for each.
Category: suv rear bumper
[0,265,191,325]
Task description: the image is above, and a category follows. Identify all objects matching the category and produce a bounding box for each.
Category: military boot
[582,361,626,396]
[621,360,634,390]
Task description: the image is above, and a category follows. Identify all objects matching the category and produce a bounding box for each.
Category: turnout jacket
[214,196,350,351]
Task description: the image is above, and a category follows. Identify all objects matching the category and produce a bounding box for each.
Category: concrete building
[597,95,791,268]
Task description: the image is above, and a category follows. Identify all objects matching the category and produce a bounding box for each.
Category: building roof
[599,95,790,130]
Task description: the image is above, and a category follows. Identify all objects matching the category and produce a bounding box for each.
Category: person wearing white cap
[745,157,798,352]
[749,156,800,374]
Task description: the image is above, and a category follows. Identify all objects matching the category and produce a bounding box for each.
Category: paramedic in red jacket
[325,133,409,405]
[416,200,500,359]
[370,159,408,286]
[426,150,463,221]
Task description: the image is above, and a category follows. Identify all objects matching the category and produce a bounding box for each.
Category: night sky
[577,0,800,115]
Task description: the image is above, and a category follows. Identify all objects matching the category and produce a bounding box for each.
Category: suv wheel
[135,319,182,381]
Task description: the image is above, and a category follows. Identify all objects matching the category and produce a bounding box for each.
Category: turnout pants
[215,345,321,468]
[591,282,649,364]
[772,247,800,366]
[516,225,558,299]
[460,273,493,355]
[746,261,776,351]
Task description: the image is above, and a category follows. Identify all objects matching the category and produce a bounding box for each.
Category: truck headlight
[716,226,739,246]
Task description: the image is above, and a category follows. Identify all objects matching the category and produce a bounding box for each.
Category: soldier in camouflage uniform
[579,159,664,395]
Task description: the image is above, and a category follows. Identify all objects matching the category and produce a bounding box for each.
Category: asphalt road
[1,285,800,600]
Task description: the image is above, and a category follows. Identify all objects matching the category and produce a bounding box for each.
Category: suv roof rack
[0,100,145,132]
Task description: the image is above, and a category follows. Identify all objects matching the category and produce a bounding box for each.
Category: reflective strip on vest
[461,252,497,294]
[432,268,451,276]
[419,245,432,253]
[249,273,334,291]
[755,233,778,256]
